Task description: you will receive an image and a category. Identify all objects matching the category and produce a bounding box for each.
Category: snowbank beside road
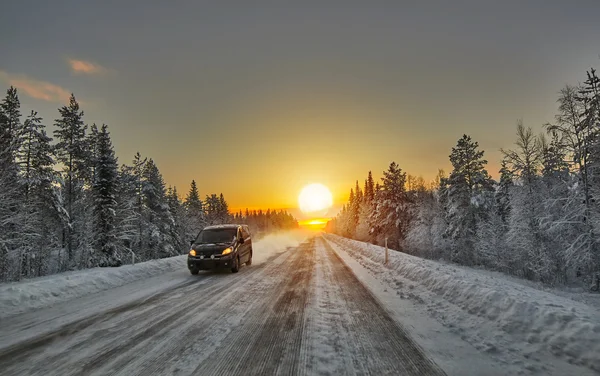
[0,255,187,319]
[324,234,600,374]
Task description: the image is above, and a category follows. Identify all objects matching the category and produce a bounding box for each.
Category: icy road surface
[0,237,444,376]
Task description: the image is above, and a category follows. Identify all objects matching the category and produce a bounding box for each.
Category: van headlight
[222,247,232,255]
[189,250,196,256]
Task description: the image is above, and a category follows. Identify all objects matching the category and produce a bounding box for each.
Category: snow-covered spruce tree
[370,162,411,249]
[141,159,177,259]
[405,184,447,259]
[475,160,512,272]
[19,111,53,198]
[184,180,204,237]
[86,124,100,186]
[218,193,231,224]
[344,188,356,237]
[1,87,23,159]
[53,94,89,266]
[496,159,513,224]
[204,194,218,225]
[17,111,57,278]
[334,204,348,236]
[0,87,23,281]
[344,181,363,238]
[444,135,493,265]
[114,153,147,260]
[91,125,121,267]
[204,193,231,225]
[355,199,373,242]
[365,171,375,203]
[354,173,377,242]
[166,186,186,254]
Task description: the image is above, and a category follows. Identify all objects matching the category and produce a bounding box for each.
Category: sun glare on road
[298,183,333,214]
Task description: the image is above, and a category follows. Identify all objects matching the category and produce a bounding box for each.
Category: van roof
[203,224,241,230]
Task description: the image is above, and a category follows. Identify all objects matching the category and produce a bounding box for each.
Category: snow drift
[324,234,600,373]
[0,255,187,319]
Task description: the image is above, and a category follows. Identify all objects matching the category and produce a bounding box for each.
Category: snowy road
[0,237,444,376]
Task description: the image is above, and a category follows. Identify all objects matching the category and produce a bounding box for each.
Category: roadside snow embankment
[324,234,600,373]
[0,255,186,319]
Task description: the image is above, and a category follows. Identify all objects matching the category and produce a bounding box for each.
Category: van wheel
[246,250,252,266]
[190,268,199,275]
[231,256,240,273]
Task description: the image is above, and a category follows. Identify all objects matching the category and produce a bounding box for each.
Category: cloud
[67,58,109,75]
[0,70,71,103]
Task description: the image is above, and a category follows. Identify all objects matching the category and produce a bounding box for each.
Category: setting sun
[298,183,333,214]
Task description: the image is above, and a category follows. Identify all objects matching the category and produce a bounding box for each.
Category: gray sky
[1,1,599,211]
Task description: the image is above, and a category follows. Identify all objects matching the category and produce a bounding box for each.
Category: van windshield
[195,228,237,244]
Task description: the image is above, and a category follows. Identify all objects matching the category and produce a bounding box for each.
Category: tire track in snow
[0,276,203,367]
[192,239,314,376]
[320,236,446,375]
[123,249,297,376]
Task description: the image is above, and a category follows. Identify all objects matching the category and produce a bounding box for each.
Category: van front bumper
[188,255,234,270]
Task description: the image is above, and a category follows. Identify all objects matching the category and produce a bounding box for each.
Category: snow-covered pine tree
[19,111,53,199]
[343,188,355,237]
[365,171,375,203]
[218,193,231,224]
[405,185,448,259]
[475,160,512,272]
[184,180,204,237]
[354,199,373,242]
[166,186,186,254]
[370,162,410,249]
[87,124,100,186]
[204,194,220,225]
[141,159,176,259]
[0,87,23,281]
[355,172,377,242]
[445,135,493,265]
[351,181,362,236]
[53,94,89,265]
[115,153,148,259]
[17,110,56,278]
[495,159,513,224]
[0,86,23,160]
[91,125,120,267]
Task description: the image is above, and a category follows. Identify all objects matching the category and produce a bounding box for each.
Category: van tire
[231,256,240,273]
[246,250,253,266]
[190,268,199,275]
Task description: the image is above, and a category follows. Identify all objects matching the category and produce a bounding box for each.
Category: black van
[187,224,253,274]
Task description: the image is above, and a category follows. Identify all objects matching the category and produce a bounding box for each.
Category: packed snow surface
[0,234,443,376]
[324,234,600,374]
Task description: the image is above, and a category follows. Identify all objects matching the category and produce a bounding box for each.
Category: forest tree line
[328,67,600,290]
[0,89,297,282]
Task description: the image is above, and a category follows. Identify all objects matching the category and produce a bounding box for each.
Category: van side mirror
[238,237,245,244]
[190,239,194,246]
